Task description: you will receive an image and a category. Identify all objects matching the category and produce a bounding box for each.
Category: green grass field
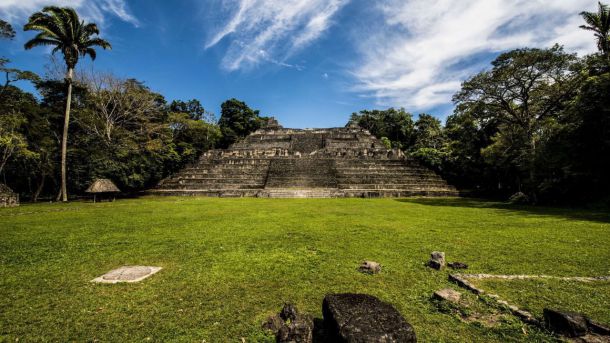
[1,197,609,342]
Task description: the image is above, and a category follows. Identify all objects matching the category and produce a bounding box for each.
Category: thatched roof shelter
[86,179,120,193]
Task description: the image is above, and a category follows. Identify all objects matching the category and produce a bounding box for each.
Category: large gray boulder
[322,293,416,342]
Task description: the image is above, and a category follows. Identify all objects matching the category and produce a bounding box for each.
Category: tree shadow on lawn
[396,197,610,224]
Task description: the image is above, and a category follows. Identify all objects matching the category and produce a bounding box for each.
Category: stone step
[339,183,456,190]
[337,175,445,183]
[259,188,341,198]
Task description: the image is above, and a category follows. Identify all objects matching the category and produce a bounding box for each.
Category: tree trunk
[58,68,73,202]
[33,173,46,202]
[528,128,537,203]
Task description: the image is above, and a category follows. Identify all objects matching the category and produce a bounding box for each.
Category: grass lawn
[1,197,609,342]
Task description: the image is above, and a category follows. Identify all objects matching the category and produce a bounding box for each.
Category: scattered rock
[448,262,468,270]
[280,303,298,321]
[427,251,446,270]
[508,191,530,204]
[276,316,313,343]
[544,309,589,338]
[262,304,313,343]
[359,260,381,274]
[433,288,461,304]
[448,274,484,294]
[262,314,284,333]
[322,293,416,342]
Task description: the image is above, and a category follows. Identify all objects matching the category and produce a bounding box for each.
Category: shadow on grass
[396,197,610,224]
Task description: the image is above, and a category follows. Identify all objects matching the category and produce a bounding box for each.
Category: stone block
[428,251,446,270]
[322,293,416,342]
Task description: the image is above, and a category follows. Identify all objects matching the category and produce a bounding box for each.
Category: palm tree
[580,2,610,59]
[24,7,111,202]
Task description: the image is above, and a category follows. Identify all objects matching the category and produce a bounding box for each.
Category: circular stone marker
[92,266,162,283]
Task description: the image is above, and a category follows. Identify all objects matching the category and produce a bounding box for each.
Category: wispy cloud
[0,0,139,27]
[205,0,350,71]
[352,0,598,111]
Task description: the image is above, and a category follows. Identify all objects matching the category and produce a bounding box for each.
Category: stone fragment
[322,293,416,342]
[588,319,610,336]
[359,260,381,274]
[433,288,461,304]
[448,262,468,269]
[280,303,298,322]
[91,266,162,283]
[544,308,589,337]
[427,251,446,270]
[262,314,284,333]
[276,315,313,343]
[263,304,313,343]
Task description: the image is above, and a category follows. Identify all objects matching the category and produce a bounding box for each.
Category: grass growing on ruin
[472,278,610,325]
[1,197,609,342]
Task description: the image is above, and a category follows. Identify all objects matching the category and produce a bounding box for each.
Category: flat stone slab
[91,266,162,283]
[433,288,462,304]
[322,293,416,342]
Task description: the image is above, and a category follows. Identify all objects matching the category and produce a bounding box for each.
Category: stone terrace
[151,119,458,198]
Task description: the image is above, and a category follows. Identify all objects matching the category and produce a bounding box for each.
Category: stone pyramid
[151,118,458,198]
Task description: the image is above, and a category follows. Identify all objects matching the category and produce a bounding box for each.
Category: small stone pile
[263,304,313,343]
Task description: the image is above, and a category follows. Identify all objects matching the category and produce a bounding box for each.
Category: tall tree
[218,98,265,148]
[24,6,111,201]
[454,46,580,198]
[580,2,610,59]
[348,108,415,149]
[411,114,447,170]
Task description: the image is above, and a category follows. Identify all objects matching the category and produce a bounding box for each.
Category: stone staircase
[150,119,458,198]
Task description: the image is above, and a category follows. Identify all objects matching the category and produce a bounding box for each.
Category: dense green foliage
[2,3,610,204]
[218,98,267,148]
[0,73,227,197]
[1,197,608,341]
[354,49,610,203]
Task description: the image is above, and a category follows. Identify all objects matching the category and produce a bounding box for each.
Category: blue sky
[0,0,598,128]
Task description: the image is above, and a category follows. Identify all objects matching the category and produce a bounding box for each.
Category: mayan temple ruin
[151,118,458,198]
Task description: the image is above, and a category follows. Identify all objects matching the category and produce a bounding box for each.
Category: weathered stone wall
[151,123,458,198]
[0,184,19,207]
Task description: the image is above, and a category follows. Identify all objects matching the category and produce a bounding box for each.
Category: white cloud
[0,0,139,27]
[205,0,350,71]
[353,0,598,111]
